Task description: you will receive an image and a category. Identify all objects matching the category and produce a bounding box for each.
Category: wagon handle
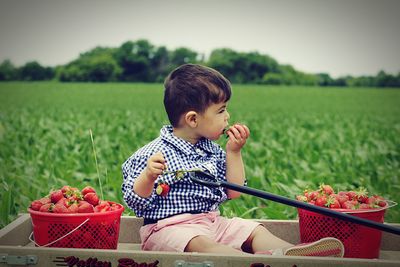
[190,172,400,236]
[29,218,89,247]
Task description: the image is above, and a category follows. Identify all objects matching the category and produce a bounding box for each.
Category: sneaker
[273,237,345,257]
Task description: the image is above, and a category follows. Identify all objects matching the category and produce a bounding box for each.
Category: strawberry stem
[161,168,205,179]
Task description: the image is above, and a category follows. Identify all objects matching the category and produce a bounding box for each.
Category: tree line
[1,39,399,87]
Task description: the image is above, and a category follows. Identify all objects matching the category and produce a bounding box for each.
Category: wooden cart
[0,214,399,267]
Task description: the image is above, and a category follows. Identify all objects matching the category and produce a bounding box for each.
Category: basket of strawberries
[28,185,124,249]
[296,184,395,259]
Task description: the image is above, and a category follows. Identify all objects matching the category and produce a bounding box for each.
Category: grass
[0,82,399,228]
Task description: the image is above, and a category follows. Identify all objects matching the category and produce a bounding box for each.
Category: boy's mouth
[222,126,230,137]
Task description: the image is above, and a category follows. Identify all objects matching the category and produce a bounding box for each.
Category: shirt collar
[160,125,216,155]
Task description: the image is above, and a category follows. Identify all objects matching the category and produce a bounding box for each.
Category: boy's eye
[218,109,226,113]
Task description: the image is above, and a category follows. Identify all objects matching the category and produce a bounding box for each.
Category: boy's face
[196,102,230,141]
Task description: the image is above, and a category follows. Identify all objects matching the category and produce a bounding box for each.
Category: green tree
[208,49,279,83]
[59,47,121,82]
[150,46,171,82]
[114,40,154,82]
[375,70,400,87]
[169,47,198,66]
[18,61,54,81]
[207,48,237,81]
[317,73,334,86]
[0,60,17,81]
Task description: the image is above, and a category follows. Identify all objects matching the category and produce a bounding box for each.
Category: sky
[0,0,399,78]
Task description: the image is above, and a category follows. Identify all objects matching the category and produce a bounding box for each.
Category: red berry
[84,192,99,206]
[315,195,327,207]
[78,201,94,213]
[52,203,69,213]
[61,185,72,194]
[39,203,54,212]
[81,186,96,196]
[320,184,334,195]
[94,201,111,212]
[156,183,170,197]
[50,190,64,203]
[30,200,43,211]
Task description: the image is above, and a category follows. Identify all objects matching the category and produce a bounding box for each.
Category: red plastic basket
[298,206,388,258]
[28,201,124,249]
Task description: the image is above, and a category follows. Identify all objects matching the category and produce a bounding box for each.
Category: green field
[1,82,399,228]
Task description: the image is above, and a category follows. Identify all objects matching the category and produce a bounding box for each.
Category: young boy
[122,64,344,256]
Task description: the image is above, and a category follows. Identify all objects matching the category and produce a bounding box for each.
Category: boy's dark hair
[164,64,231,127]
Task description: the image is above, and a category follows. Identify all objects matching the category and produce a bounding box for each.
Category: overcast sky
[0,0,399,78]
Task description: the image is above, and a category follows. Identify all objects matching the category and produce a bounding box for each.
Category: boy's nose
[226,111,230,120]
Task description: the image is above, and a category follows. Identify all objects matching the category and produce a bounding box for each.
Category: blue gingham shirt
[122,125,230,220]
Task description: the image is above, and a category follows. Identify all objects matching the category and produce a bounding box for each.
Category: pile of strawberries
[296,184,387,210]
[29,185,119,213]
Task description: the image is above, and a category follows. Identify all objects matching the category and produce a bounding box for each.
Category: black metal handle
[190,175,400,236]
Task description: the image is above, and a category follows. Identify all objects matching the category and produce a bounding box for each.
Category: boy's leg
[185,235,249,255]
[245,226,344,257]
[243,225,293,253]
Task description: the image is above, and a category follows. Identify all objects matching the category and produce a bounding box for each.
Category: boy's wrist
[226,148,242,155]
[145,167,158,182]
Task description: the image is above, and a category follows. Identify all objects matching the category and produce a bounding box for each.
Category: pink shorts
[139,211,261,252]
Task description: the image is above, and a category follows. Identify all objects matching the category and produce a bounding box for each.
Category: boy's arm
[225,150,245,199]
[225,124,250,199]
[134,152,166,197]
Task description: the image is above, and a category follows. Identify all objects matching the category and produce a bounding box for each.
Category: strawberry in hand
[156,181,170,197]
[225,124,250,153]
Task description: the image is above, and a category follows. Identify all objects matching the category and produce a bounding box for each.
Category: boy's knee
[247,225,267,241]
[185,235,217,252]
[242,225,267,251]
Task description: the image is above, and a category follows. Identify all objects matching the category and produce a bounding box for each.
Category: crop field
[0,82,399,228]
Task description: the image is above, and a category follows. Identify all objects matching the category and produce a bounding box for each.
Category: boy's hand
[145,151,166,181]
[226,124,250,153]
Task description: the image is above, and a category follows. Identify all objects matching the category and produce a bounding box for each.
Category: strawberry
[110,203,120,211]
[81,186,96,196]
[38,197,51,205]
[342,200,358,210]
[319,184,334,195]
[78,201,94,213]
[67,203,79,213]
[346,191,357,201]
[84,192,99,206]
[315,195,327,207]
[61,185,72,194]
[336,194,349,207]
[296,195,308,202]
[39,203,54,212]
[373,195,387,207]
[65,189,83,201]
[94,201,111,212]
[307,191,319,202]
[366,196,379,207]
[50,190,64,203]
[52,203,70,213]
[56,197,70,207]
[30,200,43,211]
[355,187,369,203]
[156,183,170,197]
[359,203,373,209]
[326,196,341,209]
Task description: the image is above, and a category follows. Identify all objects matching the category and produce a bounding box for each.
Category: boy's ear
[184,111,198,128]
